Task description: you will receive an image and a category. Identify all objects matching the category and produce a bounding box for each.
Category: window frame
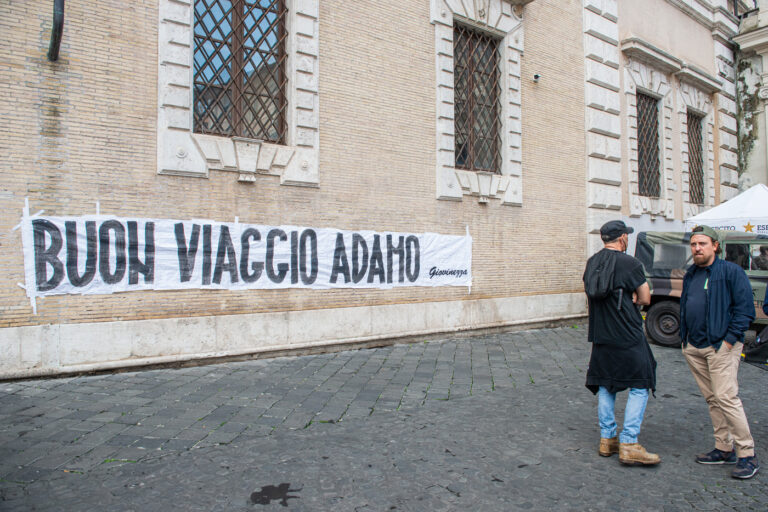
[432,1,524,206]
[623,53,675,219]
[157,0,319,186]
[453,23,502,174]
[723,241,768,275]
[745,242,768,274]
[192,0,289,143]
[686,109,705,205]
[635,90,662,198]
[678,80,716,217]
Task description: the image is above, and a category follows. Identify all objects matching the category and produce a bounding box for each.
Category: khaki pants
[683,342,755,457]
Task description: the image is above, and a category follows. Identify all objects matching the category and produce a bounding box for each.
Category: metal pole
[47,0,65,62]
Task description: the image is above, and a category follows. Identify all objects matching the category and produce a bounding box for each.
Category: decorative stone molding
[621,37,727,219]
[431,0,525,206]
[713,37,739,200]
[735,13,768,193]
[675,63,723,93]
[678,82,716,220]
[733,24,768,53]
[662,0,742,31]
[709,4,740,201]
[584,0,621,255]
[623,56,676,219]
[621,37,683,74]
[157,0,319,187]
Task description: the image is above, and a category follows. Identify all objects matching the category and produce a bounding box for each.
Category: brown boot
[599,437,619,457]
[619,443,661,466]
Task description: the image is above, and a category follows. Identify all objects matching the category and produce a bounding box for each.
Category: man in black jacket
[680,225,758,479]
[584,220,659,465]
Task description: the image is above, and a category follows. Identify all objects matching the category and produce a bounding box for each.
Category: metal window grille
[636,92,661,197]
[687,112,705,205]
[193,0,288,143]
[453,24,501,173]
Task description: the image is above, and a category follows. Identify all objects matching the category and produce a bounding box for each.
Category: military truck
[634,231,768,347]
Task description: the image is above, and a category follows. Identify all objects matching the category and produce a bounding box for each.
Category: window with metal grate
[453,24,502,174]
[687,111,705,205]
[636,92,661,198]
[193,0,288,143]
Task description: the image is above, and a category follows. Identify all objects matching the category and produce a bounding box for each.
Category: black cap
[600,220,634,241]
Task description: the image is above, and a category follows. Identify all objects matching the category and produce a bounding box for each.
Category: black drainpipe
[47,0,65,62]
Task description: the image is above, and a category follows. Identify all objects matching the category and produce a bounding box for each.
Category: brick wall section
[0,0,586,328]
[515,0,588,284]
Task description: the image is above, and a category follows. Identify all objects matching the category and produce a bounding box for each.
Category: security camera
[533,73,541,82]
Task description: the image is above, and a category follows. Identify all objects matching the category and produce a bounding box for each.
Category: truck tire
[645,301,681,348]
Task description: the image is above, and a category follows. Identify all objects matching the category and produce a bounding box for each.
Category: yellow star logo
[744,222,755,232]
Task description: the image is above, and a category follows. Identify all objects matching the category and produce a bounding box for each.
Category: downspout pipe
[47,0,65,61]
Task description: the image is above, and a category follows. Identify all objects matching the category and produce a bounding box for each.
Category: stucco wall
[619,0,717,76]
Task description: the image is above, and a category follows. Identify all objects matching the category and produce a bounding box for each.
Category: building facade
[0,0,743,378]
[584,0,745,253]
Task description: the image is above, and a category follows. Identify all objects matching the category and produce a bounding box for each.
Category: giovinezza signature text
[429,267,468,279]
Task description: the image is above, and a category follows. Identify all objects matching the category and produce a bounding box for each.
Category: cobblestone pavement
[0,325,766,511]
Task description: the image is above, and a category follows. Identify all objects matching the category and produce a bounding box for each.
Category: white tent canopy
[684,183,768,235]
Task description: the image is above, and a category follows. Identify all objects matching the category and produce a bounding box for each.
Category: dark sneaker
[731,456,759,480]
[696,448,737,465]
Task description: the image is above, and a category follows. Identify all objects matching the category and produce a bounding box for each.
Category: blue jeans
[598,386,649,444]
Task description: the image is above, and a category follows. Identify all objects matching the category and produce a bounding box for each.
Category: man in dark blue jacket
[680,225,758,479]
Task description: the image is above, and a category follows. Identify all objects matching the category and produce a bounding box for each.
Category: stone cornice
[733,24,768,53]
[662,0,739,34]
[712,26,736,47]
[675,63,723,93]
[621,37,682,74]
[621,37,722,93]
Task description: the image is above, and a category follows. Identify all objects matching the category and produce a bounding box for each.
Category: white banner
[19,213,472,306]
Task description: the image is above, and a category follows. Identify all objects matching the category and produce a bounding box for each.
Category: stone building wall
[582,0,741,253]
[734,0,768,190]
[0,0,587,378]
